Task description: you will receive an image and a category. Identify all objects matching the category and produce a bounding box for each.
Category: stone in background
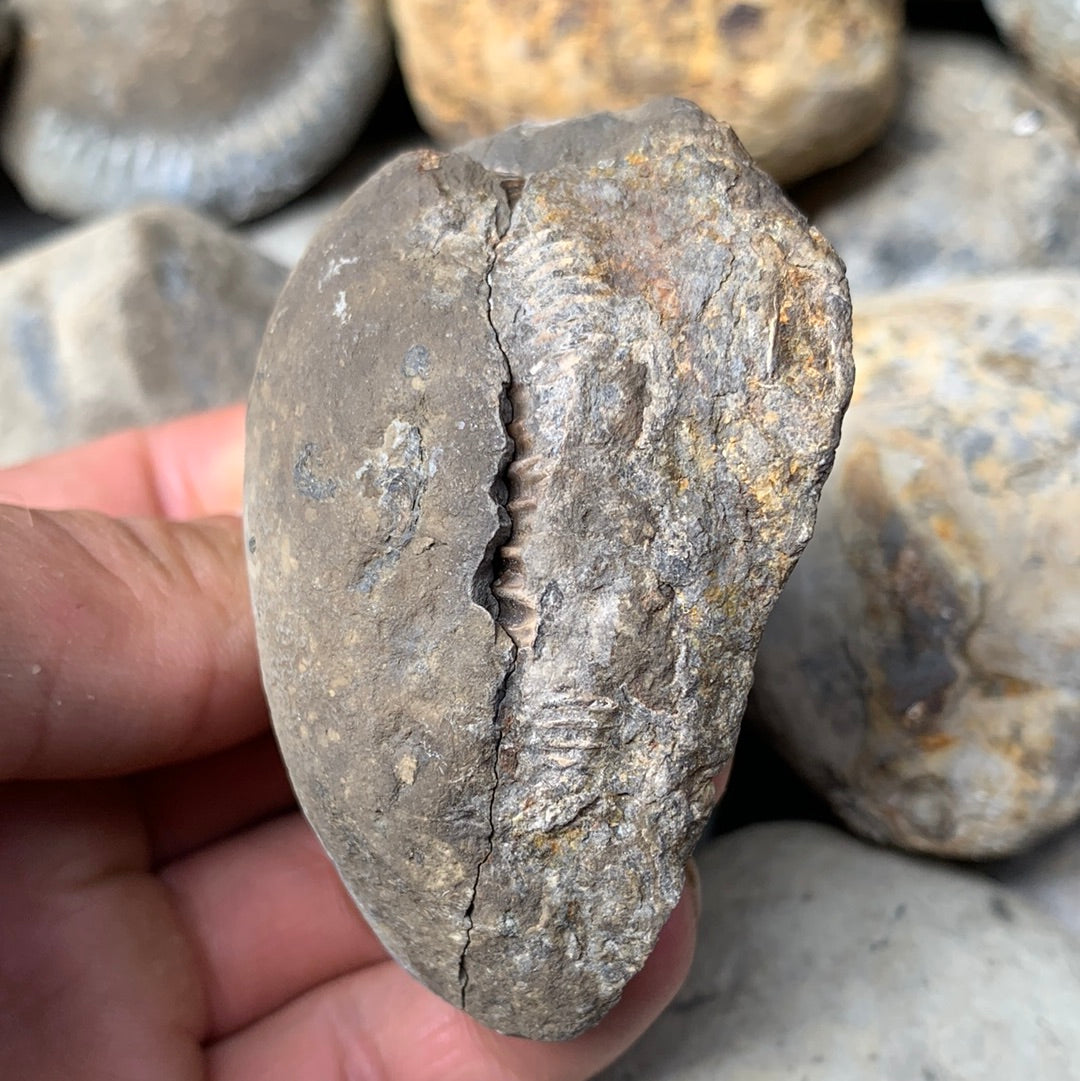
[754,275,1080,859]
[0,0,392,222]
[989,823,1080,940]
[985,0,1080,113]
[599,822,1080,1081]
[0,204,286,466]
[798,34,1080,294]
[389,0,904,185]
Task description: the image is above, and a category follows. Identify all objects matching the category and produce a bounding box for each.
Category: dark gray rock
[0,2,11,65]
[245,98,853,1040]
[1,0,391,222]
[598,822,1080,1081]
[755,275,1080,859]
[798,35,1080,295]
[0,204,287,466]
[986,0,1080,113]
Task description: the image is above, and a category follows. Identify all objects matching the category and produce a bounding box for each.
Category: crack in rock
[460,174,526,1007]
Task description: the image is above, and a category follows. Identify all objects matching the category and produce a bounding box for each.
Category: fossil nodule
[245,98,854,1040]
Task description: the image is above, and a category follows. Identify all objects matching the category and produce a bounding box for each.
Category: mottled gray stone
[986,0,1080,113]
[798,35,1080,295]
[245,99,853,1039]
[1,0,391,222]
[755,276,1080,859]
[990,824,1080,939]
[598,822,1080,1081]
[0,204,287,466]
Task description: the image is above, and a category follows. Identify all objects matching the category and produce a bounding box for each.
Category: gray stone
[986,0,1080,113]
[798,35,1080,295]
[1,0,391,223]
[990,823,1080,939]
[245,99,853,1040]
[0,204,287,466]
[755,275,1080,859]
[598,822,1080,1081]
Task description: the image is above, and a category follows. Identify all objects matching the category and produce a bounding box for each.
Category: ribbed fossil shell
[245,99,853,1039]
[1,0,391,222]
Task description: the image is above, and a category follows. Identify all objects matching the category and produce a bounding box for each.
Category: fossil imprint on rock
[244,99,854,1039]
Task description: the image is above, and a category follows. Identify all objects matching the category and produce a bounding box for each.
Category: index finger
[0,404,246,519]
[0,406,265,780]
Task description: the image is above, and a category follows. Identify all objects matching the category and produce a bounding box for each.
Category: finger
[0,780,207,1081]
[206,874,698,1081]
[0,507,265,780]
[0,404,246,518]
[136,732,294,865]
[161,813,386,1039]
[714,757,733,800]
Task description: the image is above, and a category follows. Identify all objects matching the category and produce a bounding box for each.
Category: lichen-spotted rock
[245,99,853,1039]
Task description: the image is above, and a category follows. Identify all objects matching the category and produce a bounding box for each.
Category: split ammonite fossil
[245,99,854,1039]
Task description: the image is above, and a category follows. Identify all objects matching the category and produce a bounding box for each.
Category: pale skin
[0,404,730,1081]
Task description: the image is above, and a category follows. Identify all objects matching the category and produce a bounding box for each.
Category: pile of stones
[1,1,1078,1077]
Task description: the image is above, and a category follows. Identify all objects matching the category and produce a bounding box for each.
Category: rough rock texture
[388,0,904,184]
[798,35,1080,295]
[598,822,1080,1080]
[755,276,1080,859]
[989,824,1080,939]
[1,0,391,222]
[0,204,286,466]
[986,0,1080,112]
[245,99,853,1039]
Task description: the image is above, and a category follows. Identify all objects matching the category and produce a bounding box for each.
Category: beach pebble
[389,0,903,184]
[754,275,1080,859]
[0,204,286,466]
[599,821,1080,1080]
[799,34,1080,294]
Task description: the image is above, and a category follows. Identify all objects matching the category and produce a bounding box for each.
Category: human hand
[0,406,713,1081]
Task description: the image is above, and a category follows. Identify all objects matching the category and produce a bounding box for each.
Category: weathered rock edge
[245,98,854,1040]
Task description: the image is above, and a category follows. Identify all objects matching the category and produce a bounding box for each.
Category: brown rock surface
[245,99,852,1039]
[755,275,1080,859]
[388,0,903,184]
